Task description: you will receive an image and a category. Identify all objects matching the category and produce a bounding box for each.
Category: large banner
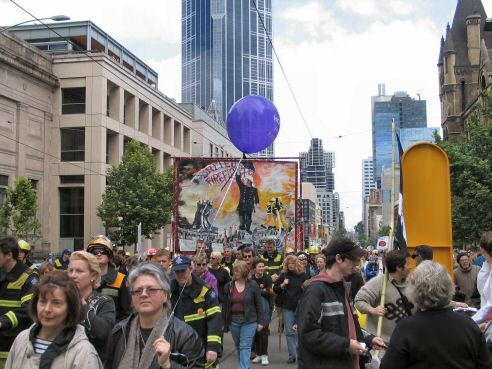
[174,158,298,253]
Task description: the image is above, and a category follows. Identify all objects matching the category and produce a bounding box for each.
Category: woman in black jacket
[273,254,308,364]
[251,258,274,365]
[105,263,204,369]
[68,251,116,361]
[380,261,491,369]
[223,261,264,369]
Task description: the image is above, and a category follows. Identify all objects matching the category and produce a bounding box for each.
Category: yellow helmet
[18,240,31,252]
[87,235,114,254]
[308,245,320,255]
[285,246,295,255]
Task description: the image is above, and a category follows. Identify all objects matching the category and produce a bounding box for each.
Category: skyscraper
[372,90,427,186]
[300,138,339,234]
[181,0,274,156]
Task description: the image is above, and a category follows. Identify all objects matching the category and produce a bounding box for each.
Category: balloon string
[211,159,243,227]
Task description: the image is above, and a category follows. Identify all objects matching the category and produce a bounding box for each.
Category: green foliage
[379,225,391,237]
[0,177,41,242]
[366,235,378,248]
[354,221,366,245]
[97,140,173,246]
[438,91,492,245]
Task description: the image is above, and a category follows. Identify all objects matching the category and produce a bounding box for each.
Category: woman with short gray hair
[381,261,491,369]
[105,262,205,369]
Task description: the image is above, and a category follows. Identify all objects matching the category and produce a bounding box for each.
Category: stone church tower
[438,0,492,138]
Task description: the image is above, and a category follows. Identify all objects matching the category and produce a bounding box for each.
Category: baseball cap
[324,238,366,258]
[172,255,192,271]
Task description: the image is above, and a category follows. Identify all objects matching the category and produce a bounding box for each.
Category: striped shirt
[34,337,52,355]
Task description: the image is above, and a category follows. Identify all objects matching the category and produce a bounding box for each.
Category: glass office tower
[182,0,274,156]
[373,91,427,186]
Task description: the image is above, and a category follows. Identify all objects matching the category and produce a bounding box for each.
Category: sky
[1,0,491,230]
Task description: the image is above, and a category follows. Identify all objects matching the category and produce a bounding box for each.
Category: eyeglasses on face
[91,250,109,257]
[131,287,164,296]
[244,254,253,258]
[196,263,207,266]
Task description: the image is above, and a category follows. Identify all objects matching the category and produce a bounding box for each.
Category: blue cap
[172,255,192,271]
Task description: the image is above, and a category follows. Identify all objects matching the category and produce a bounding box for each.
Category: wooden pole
[375,118,397,353]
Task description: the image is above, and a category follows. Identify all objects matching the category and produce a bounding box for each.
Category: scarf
[29,323,77,369]
[118,312,169,369]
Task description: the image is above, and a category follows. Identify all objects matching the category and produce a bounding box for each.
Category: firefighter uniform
[97,266,131,322]
[171,273,222,356]
[0,261,37,366]
[260,249,284,280]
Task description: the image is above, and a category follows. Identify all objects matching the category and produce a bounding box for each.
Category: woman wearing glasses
[68,251,116,362]
[273,255,308,364]
[105,262,204,369]
[193,254,218,295]
[5,272,102,369]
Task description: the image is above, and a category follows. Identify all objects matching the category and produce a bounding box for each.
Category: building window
[0,175,8,211]
[59,187,84,251]
[61,128,85,161]
[60,175,84,184]
[61,87,86,114]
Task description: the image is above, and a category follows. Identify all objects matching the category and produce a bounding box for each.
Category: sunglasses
[91,249,109,257]
[131,287,164,296]
[196,263,207,266]
[243,254,253,258]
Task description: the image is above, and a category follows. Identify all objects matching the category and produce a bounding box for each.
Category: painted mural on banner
[175,159,297,252]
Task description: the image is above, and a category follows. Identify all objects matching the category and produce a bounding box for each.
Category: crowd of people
[1,232,492,369]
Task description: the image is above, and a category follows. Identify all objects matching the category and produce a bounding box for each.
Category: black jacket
[380,308,491,369]
[273,271,308,311]
[170,274,222,354]
[105,313,205,369]
[223,280,264,327]
[298,273,373,369]
[97,266,132,322]
[0,260,37,353]
[81,291,116,362]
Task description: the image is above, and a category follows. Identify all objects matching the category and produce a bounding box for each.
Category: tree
[97,140,173,247]
[354,221,366,245]
[437,91,492,246]
[0,177,41,242]
[379,225,391,237]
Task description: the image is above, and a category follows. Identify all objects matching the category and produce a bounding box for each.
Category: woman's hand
[257,324,263,332]
[153,337,171,369]
[371,336,387,350]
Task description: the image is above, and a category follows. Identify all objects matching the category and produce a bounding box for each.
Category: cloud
[337,0,379,17]
[273,16,441,229]
[281,1,346,39]
[147,54,181,101]
[0,0,180,44]
[387,0,416,16]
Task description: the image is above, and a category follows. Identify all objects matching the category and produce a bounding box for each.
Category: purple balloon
[227,95,280,154]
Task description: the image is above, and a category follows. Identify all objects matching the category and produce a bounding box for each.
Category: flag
[137,222,142,260]
[395,134,408,253]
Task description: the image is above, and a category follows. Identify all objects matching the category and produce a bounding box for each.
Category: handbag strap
[391,279,413,317]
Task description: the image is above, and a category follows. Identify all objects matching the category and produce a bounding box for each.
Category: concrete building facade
[5,21,236,254]
[0,32,59,253]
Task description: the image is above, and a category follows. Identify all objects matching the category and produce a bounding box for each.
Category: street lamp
[1,15,70,34]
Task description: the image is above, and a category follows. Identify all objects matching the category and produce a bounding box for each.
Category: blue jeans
[230,316,258,369]
[283,308,297,359]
